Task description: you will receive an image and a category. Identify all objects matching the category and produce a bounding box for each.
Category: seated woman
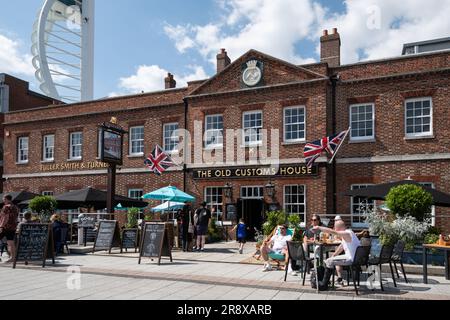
[303,214,324,244]
[260,225,292,272]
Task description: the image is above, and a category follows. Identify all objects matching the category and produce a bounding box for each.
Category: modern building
[0,74,59,192]
[3,29,450,233]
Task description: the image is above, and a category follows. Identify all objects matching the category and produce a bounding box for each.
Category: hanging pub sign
[193,164,319,180]
[99,117,127,165]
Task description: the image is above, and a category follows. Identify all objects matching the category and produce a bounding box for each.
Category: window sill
[67,158,83,162]
[16,162,29,166]
[128,154,144,158]
[240,144,263,148]
[348,139,376,144]
[282,141,306,146]
[203,146,224,151]
[404,135,435,141]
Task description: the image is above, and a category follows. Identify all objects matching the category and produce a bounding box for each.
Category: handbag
[188,210,194,234]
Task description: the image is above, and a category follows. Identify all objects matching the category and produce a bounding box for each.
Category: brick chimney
[216,48,231,73]
[164,73,176,89]
[320,28,341,68]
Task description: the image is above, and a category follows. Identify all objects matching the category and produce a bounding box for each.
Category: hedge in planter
[386,184,433,222]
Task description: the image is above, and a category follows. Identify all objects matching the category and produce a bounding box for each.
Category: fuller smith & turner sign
[193,165,318,180]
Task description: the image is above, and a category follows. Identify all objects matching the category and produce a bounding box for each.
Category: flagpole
[328,127,351,165]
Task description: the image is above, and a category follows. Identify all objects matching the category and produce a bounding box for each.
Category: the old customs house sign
[193,165,319,180]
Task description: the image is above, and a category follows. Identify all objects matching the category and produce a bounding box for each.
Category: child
[232,219,249,254]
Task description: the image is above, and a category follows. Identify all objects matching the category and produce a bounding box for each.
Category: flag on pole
[144,145,175,175]
[303,129,350,167]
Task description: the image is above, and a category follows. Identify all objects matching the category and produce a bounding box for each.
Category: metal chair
[392,240,408,283]
[347,246,371,295]
[284,241,314,286]
[368,245,396,291]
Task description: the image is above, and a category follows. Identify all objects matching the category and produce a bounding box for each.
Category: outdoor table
[422,244,450,284]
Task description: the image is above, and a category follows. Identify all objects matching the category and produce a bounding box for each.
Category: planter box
[403,245,445,267]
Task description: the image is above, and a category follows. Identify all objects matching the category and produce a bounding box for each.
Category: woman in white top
[313,220,361,289]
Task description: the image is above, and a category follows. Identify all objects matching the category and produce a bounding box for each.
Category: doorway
[236,199,264,240]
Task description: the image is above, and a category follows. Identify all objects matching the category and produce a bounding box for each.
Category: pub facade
[3,29,450,233]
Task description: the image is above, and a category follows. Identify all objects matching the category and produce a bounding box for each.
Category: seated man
[312,220,361,290]
[261,225,292,272]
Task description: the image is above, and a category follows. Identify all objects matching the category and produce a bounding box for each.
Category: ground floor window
[283,185,306,226]
[42,191,54,196]
[128,189,144,200]
[241,186,264,199]
[351,185,375,228]
[205,187,223,220]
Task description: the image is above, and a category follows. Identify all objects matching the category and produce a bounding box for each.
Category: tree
[29,196,57,223]
[386,185,433,221]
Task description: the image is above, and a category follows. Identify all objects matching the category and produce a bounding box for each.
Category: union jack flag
[304,130,349,167]
[144,145,174,175]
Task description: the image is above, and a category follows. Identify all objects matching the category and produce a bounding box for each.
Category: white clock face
[243,66,262,86]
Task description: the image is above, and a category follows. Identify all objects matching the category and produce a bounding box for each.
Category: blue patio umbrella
[142,186,195,203]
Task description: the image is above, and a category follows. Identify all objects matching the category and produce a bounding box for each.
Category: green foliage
[262,210,287,236]
[126,208,139,229]
[144,213,154,222]
[29,196,57,223]
[208,219,222,243]
[386,185,433,221]
[424,233,440,245]
[288,214,303,242]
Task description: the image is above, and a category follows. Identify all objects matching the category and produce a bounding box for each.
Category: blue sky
[0,0,449,100]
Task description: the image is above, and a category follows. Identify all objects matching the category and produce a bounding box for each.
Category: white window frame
[242,110,263,147]
[129,126,145,156]
[405,97,433,138]
[163,122,179,153]
[205,114,224,149]
[128,189,144,200]
[349,103,375,141]
[351,184,375,228]
[240,186,265,199]
[204,187,223,220]
[17,136,29,164]
[69,132,83,160]
[283,185,306,227]
[283,106,306,143]
[43,134,55,162]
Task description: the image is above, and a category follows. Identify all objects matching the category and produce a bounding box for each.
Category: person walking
[180,202,194,252]
[232,218,249,254]
[0,195,20,263]
[194,202,211,252]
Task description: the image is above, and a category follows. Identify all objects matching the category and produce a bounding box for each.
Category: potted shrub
[262,210,287,236]
[126,207,139,229]
[288,214,304,243]
[207,219,222,243]
[29,196,57,223]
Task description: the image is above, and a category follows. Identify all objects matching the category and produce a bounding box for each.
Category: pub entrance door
[236,199,264,240]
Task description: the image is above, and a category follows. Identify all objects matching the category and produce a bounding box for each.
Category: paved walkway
[1,242,449,300]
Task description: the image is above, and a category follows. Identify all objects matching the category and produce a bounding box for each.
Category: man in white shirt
[261,225,292,272]
[313,220,361,290]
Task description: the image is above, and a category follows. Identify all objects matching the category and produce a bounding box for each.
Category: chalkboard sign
[226,204,237,221]
[139,223,173,265]
[13,224,55,268]
[121,229,139,253]
[79,215,96,229]
[93,220,121,254]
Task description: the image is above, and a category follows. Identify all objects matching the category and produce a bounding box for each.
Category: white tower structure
[32,0,95,102]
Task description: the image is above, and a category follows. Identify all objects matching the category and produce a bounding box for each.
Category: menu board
[139,223,173,265]
[79,215,96,229]
[121,229,139,253]
[93,220,120,253]
[13,224,55,268]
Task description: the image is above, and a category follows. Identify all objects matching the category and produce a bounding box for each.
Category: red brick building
[0,74,59,192]
[2,29,450,232]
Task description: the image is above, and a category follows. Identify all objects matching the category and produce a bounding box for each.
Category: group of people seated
[260,214,363,291]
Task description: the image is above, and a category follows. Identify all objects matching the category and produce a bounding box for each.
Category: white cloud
[0,33,34,76]
[317,0,450,64]
[164,0,450,66]
[112,64,208,96]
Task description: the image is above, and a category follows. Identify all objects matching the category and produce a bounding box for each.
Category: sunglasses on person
[311,219,318,222]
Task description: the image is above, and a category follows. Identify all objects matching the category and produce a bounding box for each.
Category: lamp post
[224,183,233,200]
[265,180,276,201]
